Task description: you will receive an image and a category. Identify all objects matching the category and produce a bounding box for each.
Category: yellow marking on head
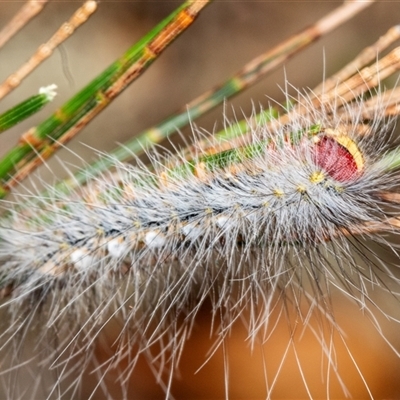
[312,135,320,144]
[310,171,325,184]
[324,128,364,172]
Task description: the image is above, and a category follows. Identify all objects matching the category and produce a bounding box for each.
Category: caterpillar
[1,81,400,399]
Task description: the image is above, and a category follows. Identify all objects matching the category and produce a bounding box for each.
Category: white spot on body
[216,215,230,229]
[70,249,96,270]
[144,230,166,249]
[181,222,203,240]
[107,238,128,259]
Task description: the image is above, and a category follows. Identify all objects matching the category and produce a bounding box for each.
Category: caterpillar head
[313,129,364,182]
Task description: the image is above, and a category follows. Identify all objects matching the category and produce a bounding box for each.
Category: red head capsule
[313,133,364,182]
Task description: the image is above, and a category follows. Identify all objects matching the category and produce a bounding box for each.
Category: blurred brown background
[0,1,400,399]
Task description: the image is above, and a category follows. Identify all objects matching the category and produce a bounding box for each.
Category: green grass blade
[0,85,57,133]
[0,0,212,194]
[379,149,400,172]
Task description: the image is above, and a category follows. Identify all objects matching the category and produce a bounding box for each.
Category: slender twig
[331,47,400,103]
[212,46,400,157]
[0,1,97,100]
[337,86,400,121]
[0,0,49,50]
[313,25,400,95]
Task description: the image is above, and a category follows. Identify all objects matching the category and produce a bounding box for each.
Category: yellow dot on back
[296,185,307,193]
[332,184,344,193]
[310,171,325,184]
[273,189,284,197]
[60,242,69,250]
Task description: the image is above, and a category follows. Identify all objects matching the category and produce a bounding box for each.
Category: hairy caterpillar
[2,1,400,398]
[1,81,400,399]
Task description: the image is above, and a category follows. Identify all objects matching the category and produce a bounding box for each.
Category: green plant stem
[0,0,212,195]
[0,87,55,133]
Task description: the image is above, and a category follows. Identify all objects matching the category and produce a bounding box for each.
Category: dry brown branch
[0,0,49,50]
[313,24,400,95]
[220,47,400,153]
[0,0,97,100]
